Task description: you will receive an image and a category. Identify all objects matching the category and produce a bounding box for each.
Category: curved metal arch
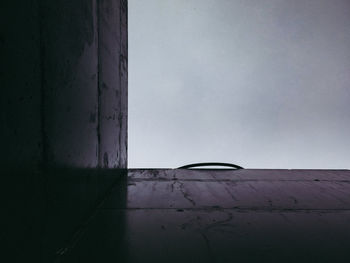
[177,162,244,169]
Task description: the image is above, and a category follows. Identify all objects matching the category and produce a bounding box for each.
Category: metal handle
[177,162,244,169]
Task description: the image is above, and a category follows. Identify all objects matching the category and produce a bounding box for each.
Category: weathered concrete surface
[121,169,350,209]
[1,0,127,170]
[1,0,43,171]
[63,169,350,263]
[1,1,127,262]
[41,0,99,168]
[98,0,128,168]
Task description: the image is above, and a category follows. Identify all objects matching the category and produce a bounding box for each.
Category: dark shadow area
[61,180,128,263]
[1,168,127,263]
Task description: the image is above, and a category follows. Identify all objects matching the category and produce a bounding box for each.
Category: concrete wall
[1,0,128,170]
[41,0,100,168]
[1,0,43,171]
[1,1,128,261]
[98,0,128,168]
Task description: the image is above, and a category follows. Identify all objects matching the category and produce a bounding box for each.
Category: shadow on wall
[1,168,127,263]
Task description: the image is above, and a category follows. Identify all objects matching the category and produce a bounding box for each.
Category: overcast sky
[128,0,350,169]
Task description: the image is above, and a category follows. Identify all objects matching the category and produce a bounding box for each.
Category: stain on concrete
[104,152,109,168]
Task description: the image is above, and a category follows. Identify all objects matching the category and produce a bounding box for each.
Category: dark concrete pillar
[1,0,128,171]
[1,1,128,261]
[98,0,128,168]
[41,0,100,168]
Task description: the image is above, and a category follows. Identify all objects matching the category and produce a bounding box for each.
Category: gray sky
[128,0,350,169]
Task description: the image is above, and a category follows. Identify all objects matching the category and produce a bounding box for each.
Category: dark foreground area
[3,169,350,262]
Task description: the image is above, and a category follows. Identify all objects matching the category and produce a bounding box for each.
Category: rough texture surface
[2,166,350,262]
[98,0,128,168]
[63,169,350,263]
[1,0,127,170]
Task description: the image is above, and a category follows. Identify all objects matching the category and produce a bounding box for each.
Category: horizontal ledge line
[100,207,350,212]
[128,178,350,183]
